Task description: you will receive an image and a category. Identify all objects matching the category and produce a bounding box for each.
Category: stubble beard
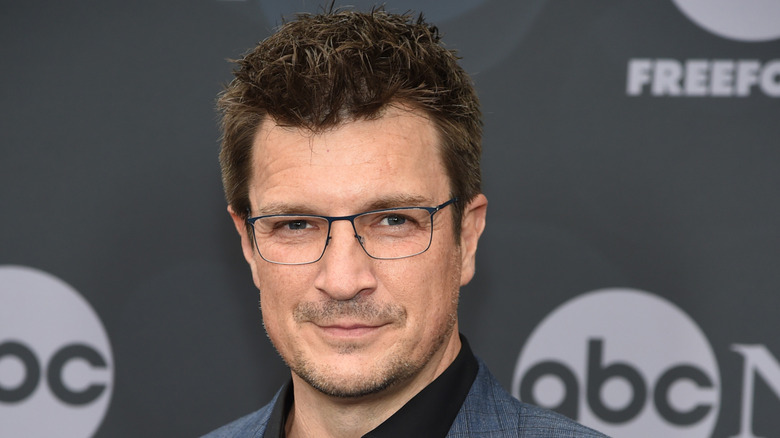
[262,246,463,399]
[262,288,460,399]
[292,302,457,398]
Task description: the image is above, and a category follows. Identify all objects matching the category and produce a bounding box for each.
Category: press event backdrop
[1,1,778,437]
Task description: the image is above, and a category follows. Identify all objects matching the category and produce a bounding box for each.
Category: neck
[285,333,462,438]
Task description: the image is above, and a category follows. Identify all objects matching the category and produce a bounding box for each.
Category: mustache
[293,298,406,324]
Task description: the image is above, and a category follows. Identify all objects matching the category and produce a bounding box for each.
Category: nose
[312,220,377,301]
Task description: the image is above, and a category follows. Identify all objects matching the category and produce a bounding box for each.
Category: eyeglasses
[246,198,457,265]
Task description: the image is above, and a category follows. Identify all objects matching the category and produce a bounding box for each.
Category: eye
[269,219,313,231]
[284,220,310,230]
[379,214,407,226]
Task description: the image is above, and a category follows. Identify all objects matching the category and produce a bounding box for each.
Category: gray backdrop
[2,1,779,437]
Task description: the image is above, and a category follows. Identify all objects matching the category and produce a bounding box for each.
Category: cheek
[257,269,308,358]
[389,247,461,320]
[256,265,314,324]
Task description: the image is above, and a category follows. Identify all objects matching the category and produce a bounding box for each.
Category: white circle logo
[512,288,720,437]
[671,0,780,42]
[0,265,114,438]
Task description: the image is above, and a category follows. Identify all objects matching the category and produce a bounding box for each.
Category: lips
[294,300,407,344]
[316,322,389,339]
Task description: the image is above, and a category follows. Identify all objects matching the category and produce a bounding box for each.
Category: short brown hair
[217,8,482,235]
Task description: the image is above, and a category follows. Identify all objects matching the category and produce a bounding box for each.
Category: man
[204,8,606,438]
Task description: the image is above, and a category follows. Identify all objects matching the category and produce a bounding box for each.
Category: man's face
[231,106,486,398]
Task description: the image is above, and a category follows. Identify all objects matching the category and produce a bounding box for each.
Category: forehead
[248,106,449,212]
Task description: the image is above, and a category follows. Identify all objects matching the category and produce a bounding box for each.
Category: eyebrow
[253,194,435,217]
[253,202,320,216]
[362,194,432,211]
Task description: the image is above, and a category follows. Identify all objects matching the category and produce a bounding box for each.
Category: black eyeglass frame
[245,197,458,265]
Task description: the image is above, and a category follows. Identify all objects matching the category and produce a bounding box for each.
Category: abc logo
[512,288,720,437]
[671,0,780,42]
[0,265,114,438]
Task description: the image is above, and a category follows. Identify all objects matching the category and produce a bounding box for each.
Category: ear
[228,205,261,286]
[459,194,487,286]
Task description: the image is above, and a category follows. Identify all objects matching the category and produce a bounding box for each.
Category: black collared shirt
[263,335,479,438]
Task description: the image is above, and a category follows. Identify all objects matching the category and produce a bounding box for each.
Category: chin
[290,323,457,399]
[294,357,417,399]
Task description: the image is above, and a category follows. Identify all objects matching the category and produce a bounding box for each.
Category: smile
[315,322,391,340]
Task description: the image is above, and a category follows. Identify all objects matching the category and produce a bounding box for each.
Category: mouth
[315,322,390,339]
[294,300,406,342]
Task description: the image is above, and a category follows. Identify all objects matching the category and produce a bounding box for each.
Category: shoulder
[448,358,609,438]
[200,390,281,438]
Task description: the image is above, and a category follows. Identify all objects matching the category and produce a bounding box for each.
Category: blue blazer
[202,358,607,437]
